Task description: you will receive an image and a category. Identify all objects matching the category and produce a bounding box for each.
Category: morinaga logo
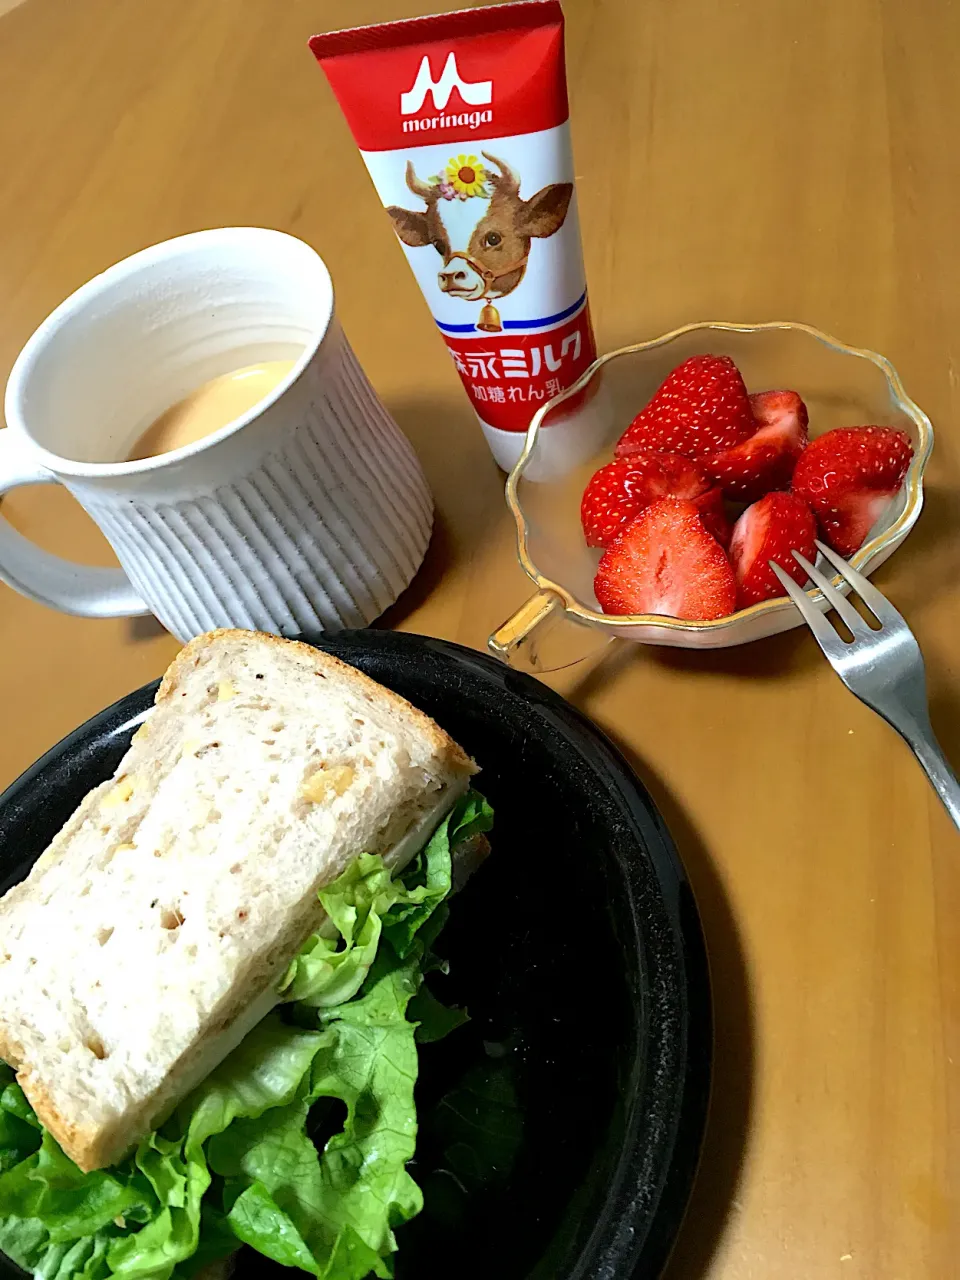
[401,53,493,133]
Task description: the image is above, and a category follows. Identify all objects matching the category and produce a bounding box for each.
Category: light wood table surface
[1,1,959,1276]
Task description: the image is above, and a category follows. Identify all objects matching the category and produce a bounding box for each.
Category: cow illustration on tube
[310,1,600,470]
[386,152,572,332]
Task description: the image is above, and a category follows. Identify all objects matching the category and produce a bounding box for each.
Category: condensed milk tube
[309,0,598,472]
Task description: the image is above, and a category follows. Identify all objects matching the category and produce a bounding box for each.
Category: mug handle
[488,590,614,673]
[0,430,149,617]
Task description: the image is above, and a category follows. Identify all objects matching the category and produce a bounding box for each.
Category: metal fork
[770,541,960,829]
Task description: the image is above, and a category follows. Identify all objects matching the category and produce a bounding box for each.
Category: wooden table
[1,0,959,1275]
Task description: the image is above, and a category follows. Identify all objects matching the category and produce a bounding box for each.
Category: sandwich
[0,630,493,1280]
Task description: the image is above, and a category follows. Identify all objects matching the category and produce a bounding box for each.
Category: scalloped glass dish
[489,322,933,671]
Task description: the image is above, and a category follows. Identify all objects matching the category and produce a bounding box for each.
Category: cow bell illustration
[477,300,502,333]
[387,151,573,334]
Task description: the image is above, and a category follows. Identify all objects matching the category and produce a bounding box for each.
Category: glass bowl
[488,321,933,671]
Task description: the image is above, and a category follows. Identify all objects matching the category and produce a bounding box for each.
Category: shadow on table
[126,614,167,642]
[562,619,822,712]
[837,482,960,782]
[874,484,960,774]
[925,681,960,784]
[647,622,821,682]
[376,507,460,632]
[872,484,960,621]
[602,730,755,1280]
[376,395,508,632]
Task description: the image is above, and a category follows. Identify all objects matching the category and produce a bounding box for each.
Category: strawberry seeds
[583,354,914,621]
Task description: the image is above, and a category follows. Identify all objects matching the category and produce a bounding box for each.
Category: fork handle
[903,731,960,830]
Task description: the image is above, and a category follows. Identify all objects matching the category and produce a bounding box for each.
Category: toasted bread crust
[19,1072,104,1170]
[159,630,473,776]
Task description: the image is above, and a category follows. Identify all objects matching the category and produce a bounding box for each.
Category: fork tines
[769,540,903,649]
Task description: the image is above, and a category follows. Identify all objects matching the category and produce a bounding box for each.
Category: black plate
[0,632,710,1279]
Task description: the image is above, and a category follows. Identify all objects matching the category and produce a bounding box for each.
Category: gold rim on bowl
[504,320,933,634]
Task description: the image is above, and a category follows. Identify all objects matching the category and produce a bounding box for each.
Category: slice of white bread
[0,630,475,1172]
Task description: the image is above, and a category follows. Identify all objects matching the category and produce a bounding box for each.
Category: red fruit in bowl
[580,460,643,549]
[614,355,754,460]
[594,497,737,621]
[791,426,914,557]
[729,491,817,607]
[704,389,809,502]
[580,451,726,548]
[695,486,732,549]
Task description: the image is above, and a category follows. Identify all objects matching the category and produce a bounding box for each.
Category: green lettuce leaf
[431,1059,524,1194]
[280,854,401,1009]
[408,984,470,1045]
[384,791,493,960]
[0,1121,149,1279]
[0,1073,42,1175]
[208,894,437,1276]
[170,1203,236,1279]
[0,791,491,1280]
[106,1016,328,1279]
[413,1056,524,1243]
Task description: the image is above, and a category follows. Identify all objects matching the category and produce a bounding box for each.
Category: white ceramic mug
[0,228,433,642]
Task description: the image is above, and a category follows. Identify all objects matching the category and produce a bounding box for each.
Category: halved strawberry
[594,497,737,621]
[791,426,914,556]
[580,451,717,548]
[704,389,809,502]
[728,491,817,606]
[615,355,754,460]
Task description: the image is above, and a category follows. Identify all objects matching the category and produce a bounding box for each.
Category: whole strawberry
[615,355,754,461]
[792,426,913,556]
[580,451,729,548]
[729,491,817,607]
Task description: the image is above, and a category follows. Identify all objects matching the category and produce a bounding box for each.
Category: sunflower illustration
[445,154,489,198]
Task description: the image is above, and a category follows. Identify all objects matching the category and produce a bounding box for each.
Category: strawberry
[594,497,737,620]
[580,451,718,548]
[614,355,755,461]
[728,491,817,607]
[704,389,809,502]
[791,426,914,556]
[695,485,732,549]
